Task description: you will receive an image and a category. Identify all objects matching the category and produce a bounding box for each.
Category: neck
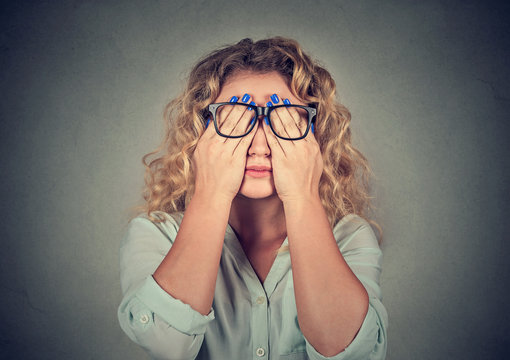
[229,194,287,251]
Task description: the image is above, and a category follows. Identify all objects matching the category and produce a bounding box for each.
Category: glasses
[206,103,317,141]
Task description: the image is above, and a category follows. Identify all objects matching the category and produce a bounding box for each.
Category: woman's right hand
[192,95,259,203]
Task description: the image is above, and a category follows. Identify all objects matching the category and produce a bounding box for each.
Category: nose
[247,116,270,156]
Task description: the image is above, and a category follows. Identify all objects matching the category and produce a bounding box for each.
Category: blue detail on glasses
[249,101,257,124]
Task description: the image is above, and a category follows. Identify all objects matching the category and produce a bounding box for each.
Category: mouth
[245,169,272,178]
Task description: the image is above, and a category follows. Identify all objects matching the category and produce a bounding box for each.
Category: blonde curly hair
[129,37,383,244]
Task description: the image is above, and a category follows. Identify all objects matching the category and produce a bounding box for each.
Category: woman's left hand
[262,94,324,203]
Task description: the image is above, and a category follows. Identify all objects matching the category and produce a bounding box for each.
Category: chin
[236,180,277,200]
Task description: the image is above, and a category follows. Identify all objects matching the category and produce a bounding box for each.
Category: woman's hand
[262,94,324,203]
[192,95,258,202]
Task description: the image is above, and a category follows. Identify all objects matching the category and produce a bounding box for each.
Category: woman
[118,37,387,360]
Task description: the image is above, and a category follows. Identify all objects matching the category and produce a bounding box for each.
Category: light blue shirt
[118,211,388,359]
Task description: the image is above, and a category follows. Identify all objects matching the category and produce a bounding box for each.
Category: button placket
[251,293,269,358]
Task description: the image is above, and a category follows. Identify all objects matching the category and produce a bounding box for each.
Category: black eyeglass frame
[207,102,317,141]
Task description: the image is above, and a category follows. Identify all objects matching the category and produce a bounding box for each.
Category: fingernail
[248,100,256,111]
[270,94,279,103]
[283,98,291,105]
[206,118,210,128]
[311,123,315,133]
[241,93,250,102]
[264,116,269,125]
[250,116,256,126]
[266,101,273,107]
[229,96,238,102]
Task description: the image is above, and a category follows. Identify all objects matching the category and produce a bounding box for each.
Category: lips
[245,165,272,171]
[245,165,272,178]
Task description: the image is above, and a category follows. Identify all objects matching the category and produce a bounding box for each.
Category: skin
[153,71,369,357]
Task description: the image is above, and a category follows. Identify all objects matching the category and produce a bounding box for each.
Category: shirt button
[139,314,150,324]
[256,347,265,357]
[256,296,265,305]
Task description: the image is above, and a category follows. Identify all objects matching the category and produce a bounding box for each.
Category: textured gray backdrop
[1,1,509,359]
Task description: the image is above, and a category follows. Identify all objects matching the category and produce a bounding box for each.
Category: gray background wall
[1,1,508,359]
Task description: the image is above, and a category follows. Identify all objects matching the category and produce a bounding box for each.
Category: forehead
[215,71,304,105]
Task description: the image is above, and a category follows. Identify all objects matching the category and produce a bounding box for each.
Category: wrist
[282,193,321,208]
[192,187,234,207]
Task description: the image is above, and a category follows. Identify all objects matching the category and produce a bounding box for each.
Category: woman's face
[214,71,305,200]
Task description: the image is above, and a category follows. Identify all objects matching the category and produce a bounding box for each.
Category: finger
[305,121,317,143]
[270,107,293,140]
[302,117,318,144]
[203,96,237,141]
[203,114,220,140]
[216,96,241,141]
[273,106,303,141]
[268,95,294,140]
[282,98,309,140]
[269,95,305,141]
[262,112,286,156]
[220,95,254,143]
[233,94,257,138]
[267,98,295,155]
[232,116,260,155]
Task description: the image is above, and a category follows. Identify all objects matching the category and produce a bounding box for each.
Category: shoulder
[332,213,380,252]
[122,211,185,247]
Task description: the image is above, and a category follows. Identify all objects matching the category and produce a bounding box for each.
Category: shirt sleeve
[117,214,215,360]
[305,215,388,360]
